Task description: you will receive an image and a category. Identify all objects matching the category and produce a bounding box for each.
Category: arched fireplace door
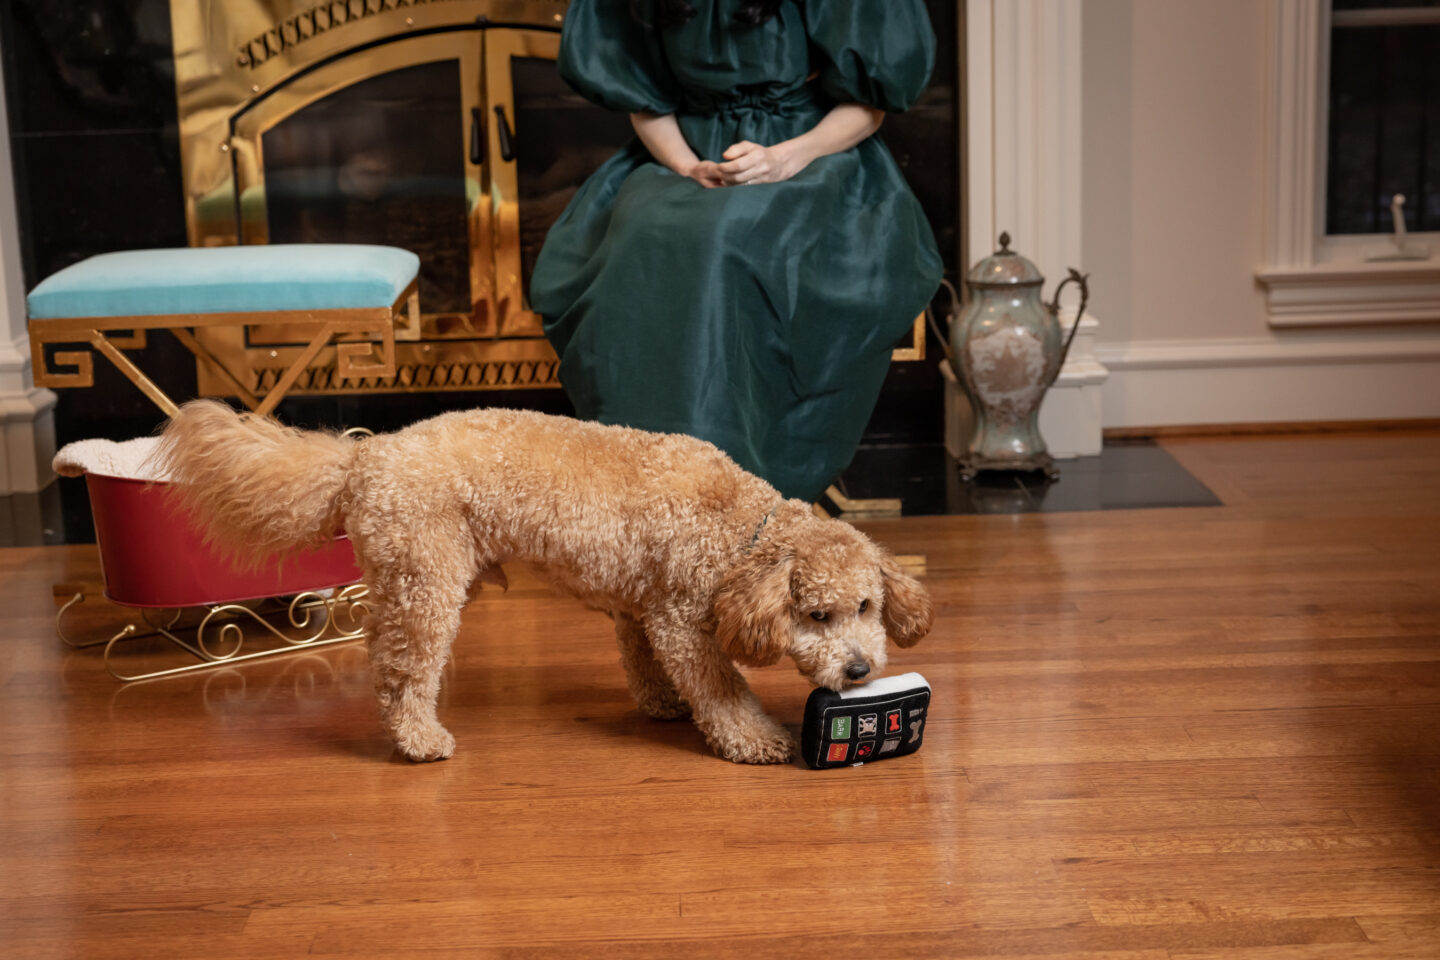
[174,1,634,397]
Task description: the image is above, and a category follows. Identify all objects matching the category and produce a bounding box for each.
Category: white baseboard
[1045,313,1107,456]
[1095,334,1440,428]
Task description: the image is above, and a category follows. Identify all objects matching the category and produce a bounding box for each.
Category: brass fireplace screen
[172,0,922,398]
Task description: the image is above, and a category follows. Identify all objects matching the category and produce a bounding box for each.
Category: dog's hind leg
[643,612,794,764]
[614,613,690,720]
[362,529,474,762]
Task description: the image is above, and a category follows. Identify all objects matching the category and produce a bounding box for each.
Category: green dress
[531,0,943,502]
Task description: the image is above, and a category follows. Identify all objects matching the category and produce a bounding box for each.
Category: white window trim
[1256,0,1440,328]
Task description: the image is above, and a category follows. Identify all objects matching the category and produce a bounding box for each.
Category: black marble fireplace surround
[2,1,972,541]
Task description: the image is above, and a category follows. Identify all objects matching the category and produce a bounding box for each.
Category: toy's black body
[800,672,930,769]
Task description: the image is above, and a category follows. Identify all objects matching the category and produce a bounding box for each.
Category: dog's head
[712,513,932,691]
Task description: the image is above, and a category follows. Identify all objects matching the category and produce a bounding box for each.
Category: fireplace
[171,0,636,396]
[169,0,957,405]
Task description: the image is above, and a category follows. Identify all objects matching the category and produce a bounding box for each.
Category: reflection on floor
[0,439,1220,548]
[832,439,1221,516]
[0,482,67,548]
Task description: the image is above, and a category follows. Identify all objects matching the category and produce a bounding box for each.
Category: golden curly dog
[158,401,931,764]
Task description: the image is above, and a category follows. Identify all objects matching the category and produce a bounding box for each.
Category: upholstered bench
[27,244,420,417]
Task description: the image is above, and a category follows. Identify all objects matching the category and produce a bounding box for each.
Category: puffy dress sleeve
[801,0,936,112]
[557,0,682,115]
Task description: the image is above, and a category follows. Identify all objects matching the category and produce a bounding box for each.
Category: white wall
[1080,0,1440,427]
[0,56,56,493]
[1080,0,1134,346]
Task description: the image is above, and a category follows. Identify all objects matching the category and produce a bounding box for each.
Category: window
[1256,0,1440,328]
[1326,1,1440,235]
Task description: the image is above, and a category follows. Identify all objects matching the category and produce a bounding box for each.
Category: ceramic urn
[951,233,1089,480]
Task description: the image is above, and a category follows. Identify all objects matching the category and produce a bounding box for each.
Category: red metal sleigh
[57,468,369,682]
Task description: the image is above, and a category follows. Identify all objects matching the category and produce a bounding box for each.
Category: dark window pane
[1327,21,1440,233]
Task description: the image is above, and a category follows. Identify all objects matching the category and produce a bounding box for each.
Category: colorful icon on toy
[885,709,903,734]
[830,716,852,740]
[827,742,850,762]
[858,713,879,737]
[855,740,876,759]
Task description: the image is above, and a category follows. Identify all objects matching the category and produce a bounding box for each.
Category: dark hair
[632,0,784,28]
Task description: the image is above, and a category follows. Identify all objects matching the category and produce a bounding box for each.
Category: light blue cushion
[27,244,420,320]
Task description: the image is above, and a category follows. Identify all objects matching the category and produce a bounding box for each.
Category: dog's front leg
[644,612,794,764]
[614,614,690,720]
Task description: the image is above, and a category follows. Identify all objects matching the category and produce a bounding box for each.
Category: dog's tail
[157,400,359,569]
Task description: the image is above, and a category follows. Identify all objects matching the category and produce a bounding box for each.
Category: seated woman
[531,0,943,503]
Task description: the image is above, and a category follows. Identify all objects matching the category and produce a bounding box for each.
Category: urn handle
[1045,268,1091,385]
[925,276,963,366]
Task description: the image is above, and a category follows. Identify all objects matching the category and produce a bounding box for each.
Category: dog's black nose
[846,661,870,681]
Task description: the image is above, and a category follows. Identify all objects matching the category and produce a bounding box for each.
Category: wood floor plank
[1355,913,1440,942]
[1170,945,1440,960]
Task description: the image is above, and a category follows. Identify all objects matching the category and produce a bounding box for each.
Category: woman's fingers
[719,141,767,184]
[687,160,724,188]
[717,153,762,175]
[720,166,761,184]
[719,150,772,184]
[721,140,758,161]
[711,141,801,186]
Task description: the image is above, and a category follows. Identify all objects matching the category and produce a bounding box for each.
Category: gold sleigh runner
[56,584,370,683]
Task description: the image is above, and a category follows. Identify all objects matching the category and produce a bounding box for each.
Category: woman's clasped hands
[688,140,806,188]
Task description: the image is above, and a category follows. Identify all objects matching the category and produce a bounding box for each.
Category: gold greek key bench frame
[28,280,420,417]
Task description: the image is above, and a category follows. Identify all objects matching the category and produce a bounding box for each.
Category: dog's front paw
[393,723,456,762]
[636,691,692,721]
[709,715,795,764]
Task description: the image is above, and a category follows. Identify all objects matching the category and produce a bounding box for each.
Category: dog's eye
[858,599,869,614]
[809,610,829,622]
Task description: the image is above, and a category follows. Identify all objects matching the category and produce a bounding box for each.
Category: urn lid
[966,232,1044,287]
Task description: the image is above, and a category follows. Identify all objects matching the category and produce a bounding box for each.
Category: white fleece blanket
[52,436,171,482]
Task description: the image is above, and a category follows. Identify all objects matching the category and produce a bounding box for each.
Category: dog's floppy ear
[714,552,795,667]
[880,552,932,648]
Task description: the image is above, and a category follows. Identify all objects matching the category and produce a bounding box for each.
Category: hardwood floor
[2,430,1438,959]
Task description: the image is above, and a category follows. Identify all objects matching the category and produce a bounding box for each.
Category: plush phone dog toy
[801,672,930,769]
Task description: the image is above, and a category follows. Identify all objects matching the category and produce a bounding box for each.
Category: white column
[964,0,1105,457]
[0,62,57,494]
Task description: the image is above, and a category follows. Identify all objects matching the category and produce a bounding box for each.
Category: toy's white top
[837,671,929,700]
